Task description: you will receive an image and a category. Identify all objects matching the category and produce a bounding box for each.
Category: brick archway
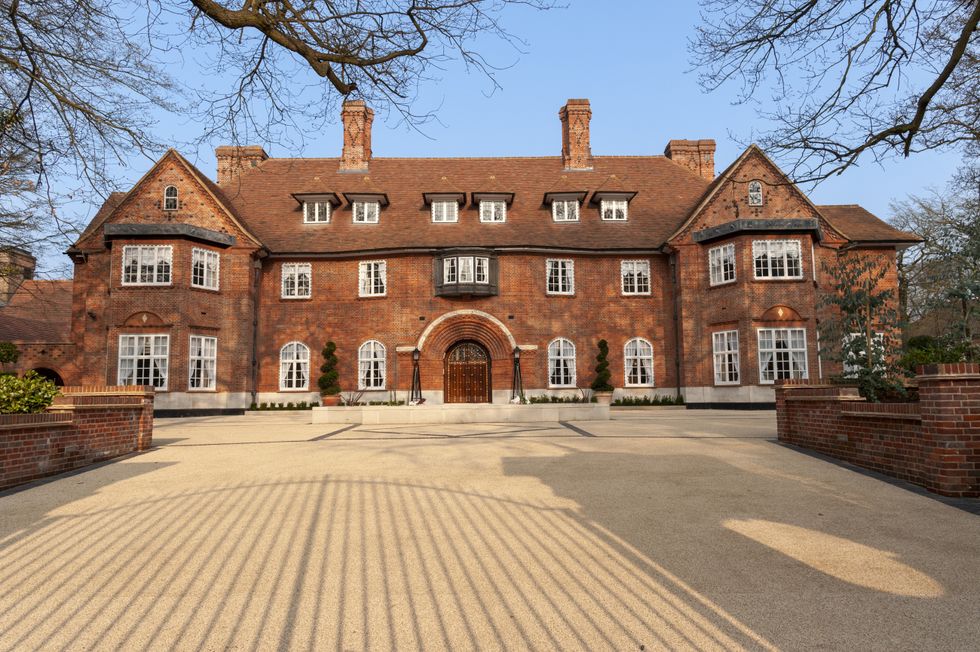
[417,310,515,360]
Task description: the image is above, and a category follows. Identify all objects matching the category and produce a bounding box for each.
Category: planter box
[312,402,609,425]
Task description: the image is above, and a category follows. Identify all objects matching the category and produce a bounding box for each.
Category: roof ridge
[263,154,671,161]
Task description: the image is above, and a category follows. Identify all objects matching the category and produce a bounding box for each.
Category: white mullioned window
[188,335,217,391]
[279,342,310,390]
[122,245,172,286]
[358,260,387,296]
[475,257,489,283]
[303,201,331,223]
[164,185,178,211]
[601,199,628,221]
[748,180,764,207]
[548,338,577,387]
[281,262,312,298]
[358,340,386,390]
[353,201,380,223]
[443,257,457,284]
[118,334,169,390]
[753,239,803,279]
[758,328,808,383]
[191,248,220,290]
[625,338,654,386]
[431,201,459,223]
[712,330,740,385]
[546,259,575,294]
[480,200,506,223]
[552,200,579,222]
[621,260,651,295]
[709,243,737,286]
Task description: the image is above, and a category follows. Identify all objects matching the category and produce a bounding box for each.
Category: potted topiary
[591,339,614,404]
[318,341,342,406]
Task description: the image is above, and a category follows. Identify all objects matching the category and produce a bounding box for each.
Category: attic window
[303,201,331,223]
[480,200,506,223]
[552,200,579,222]
[432,200,458,223]
[601,199,628,221]
[164,186,178,211]
[748,180,764,207]
[353,201,380,223]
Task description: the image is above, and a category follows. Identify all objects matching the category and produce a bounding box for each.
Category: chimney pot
[664,139,716,181]
[340,100,374,171]
[559,99,592,170]
[215,145,268,185]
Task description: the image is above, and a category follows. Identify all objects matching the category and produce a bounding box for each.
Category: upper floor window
[191,248,220,290]
[758,328,808,383]
[164,186,178,211]
[709,243,736,286]
[353,201,380,223]
[359,260,387,296]
[303,201,331,223]
[625,338,654,386]
[431,200,458,223]
[358,340,386,390]
[601,199,628,221]
[748,180,764,207]
[281,262,312,298]
[480,200,506,223]
[712,330,740,385]
[753,239,803,279]
[621,260,651,295]
[122,245,172,286]
[548,338,577,388]
[188,335,217,391]
[552,200,579,222]
[444,256,489,285]
[118,334,169,389]
[279,341,310,390]
[546,259,575,294]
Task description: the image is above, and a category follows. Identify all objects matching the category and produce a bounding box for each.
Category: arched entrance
[444,341,491,403]
[32,368,64,386]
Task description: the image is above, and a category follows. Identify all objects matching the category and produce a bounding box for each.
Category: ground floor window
[625,338,654,386]
[118,334,169,389]
[712,330,740,385]
[758,328,808,383]
[189,335,217,390]
[280,342,310,390]
[548,338,576,387]
[359,340,386,389]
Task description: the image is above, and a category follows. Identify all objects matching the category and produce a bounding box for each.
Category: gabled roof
[0,280,73,342]
[816,205,921,243]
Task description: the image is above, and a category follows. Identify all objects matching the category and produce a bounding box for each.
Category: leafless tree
[691,0,980,183]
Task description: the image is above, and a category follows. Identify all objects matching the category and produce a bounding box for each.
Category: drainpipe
[668,250,683,402]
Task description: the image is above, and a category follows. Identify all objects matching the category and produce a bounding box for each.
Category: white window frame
[474,257,489,284]
[752,239,804,280]
[191,247,220,290]
[121,245,173,286]
[748,180,764,207]
[600,199,628,221]
[281,262,312,299]
[621,260,651,295]
[625,338,655,387]
[353,201,380,223]
[551,200,580,222]
[479,200,506,223]
[279,341,310,391]
[431,201,459,223]
[358,340,386,390]
[712,330,740,385]
[709,243,737,286]
[303,201,331,223]
[757,328,809,384]
[358,260,387,297]
[843,332,886,377]
[163,185,178,211]
[548,338,577,388]
[188,335,217,391]
[546,259,575,295]
[443,257,457,284]
[118,334,169,390]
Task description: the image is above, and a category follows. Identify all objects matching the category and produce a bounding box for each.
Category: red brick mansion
[0,99,917,412]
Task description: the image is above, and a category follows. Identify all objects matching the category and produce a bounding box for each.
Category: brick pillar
[918,363,980,497]
[137,387,155,451]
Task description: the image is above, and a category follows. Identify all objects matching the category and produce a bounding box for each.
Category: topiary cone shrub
[318,342,341,397]
[591,339,614,392]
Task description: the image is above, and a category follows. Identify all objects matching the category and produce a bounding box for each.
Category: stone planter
[321,394,342,407]
[593,391,613,405]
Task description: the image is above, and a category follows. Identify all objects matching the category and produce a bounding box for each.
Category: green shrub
[0,341,19,368]
[613,394,685,406]
[259,402,268,410]
[0,371,59,414]
[286,402,294,409]
[318,342,341,396]
[249,402,258,410]
[591,339,614,392]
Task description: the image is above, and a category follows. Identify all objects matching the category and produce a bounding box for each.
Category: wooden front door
[444,341,491,403]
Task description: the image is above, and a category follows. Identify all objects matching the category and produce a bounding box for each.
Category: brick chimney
[340,100,374,171]
[0,247,36,306]
[215,145,268,185]
[559,99,593,170]
[664,139,716,181]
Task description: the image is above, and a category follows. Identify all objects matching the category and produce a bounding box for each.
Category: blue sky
[49,1,964,273]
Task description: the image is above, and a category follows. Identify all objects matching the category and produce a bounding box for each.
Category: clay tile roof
[817,204,921,243]
[0,280,73,342]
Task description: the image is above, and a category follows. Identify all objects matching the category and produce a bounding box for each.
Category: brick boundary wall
[776,364,980,497]
[0,386,154,491]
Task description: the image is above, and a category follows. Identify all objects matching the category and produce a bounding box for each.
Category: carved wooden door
[444,342,491,403]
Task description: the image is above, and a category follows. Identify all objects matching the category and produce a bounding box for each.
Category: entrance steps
[312,403,608,425]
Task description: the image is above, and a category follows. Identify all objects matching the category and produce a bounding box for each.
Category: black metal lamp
[511,346,524,402]
[410,348,422,404]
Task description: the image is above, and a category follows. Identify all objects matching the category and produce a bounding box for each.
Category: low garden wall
[776,364,980,497]
[0,386,154,491]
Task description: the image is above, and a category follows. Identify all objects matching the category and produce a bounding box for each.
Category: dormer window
[601,199,628,221]
[353,201,380,223]
[303,201,331,223]
[748,180,764,206]
[552,200,579,222]
[164,186,178,211]
[480,200,506,223]
[591,190,637,221]
[431,200,458,223]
